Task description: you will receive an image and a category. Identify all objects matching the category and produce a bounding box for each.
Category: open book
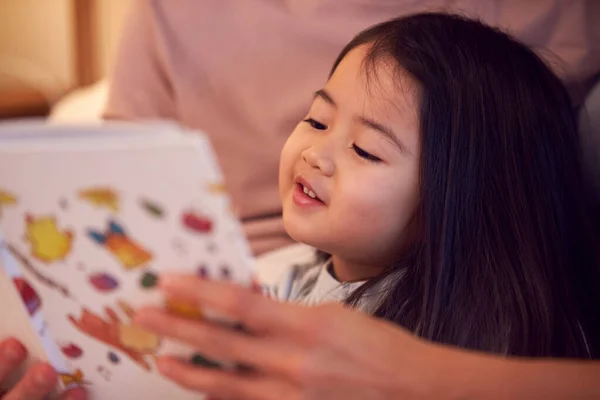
[0,121,255,399]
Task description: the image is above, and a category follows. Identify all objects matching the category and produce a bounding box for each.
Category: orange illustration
[59,369,89,387]
[68,300,159,371]
[87,220,152,269]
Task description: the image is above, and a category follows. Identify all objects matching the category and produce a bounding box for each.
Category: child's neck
[330,254,386,283]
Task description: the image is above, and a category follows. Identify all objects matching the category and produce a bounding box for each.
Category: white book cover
[0,121,255,399]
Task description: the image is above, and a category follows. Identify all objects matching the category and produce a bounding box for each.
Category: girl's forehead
[327,45,420,130]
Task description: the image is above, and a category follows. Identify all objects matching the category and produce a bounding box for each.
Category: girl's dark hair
[330,13,600,358]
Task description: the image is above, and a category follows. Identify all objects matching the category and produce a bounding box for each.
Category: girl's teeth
[301,184,317,199]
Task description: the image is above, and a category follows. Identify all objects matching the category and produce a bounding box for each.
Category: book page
[0,124,254,399]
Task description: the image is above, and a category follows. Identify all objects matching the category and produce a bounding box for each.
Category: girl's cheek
[279,138,297,169]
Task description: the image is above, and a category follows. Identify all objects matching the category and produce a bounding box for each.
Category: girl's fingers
[158,275,309,336]
[134,307,302,378]
[155,356,296,400]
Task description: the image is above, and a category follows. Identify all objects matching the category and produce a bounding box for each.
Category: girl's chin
[283,221,323,248]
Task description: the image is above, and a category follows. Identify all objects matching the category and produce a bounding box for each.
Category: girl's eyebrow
[314,89,336,106]
[357,116,411,156]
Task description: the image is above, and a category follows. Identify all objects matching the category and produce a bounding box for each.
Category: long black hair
[329,13,600,358]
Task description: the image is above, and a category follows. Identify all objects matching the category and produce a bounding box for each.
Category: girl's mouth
[300,183,319,200]
[293,182,325,207]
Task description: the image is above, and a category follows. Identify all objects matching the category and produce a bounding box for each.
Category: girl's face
[279,45,421,269]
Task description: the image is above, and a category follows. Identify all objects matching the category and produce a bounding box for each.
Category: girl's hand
[134,275,448,400]
[0,338,87,400]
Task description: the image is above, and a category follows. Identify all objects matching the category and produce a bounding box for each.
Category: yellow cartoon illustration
[79,187,120,212]
[0,189,17,216]
[119,324,161,353]
[59,369,88,387]
[88,220,152,269]
[25,214,74,263]
[166,298,204,319]
[0,189,17,205]
[117,300,161,353]
[208,182,227,194]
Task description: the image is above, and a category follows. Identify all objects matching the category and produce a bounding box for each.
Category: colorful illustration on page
[181,210,213,234]
[165,298,204,319]
[25,214,74,263]
[88,272,119,293]
[0,188,17,217]
[59,368,89,388]
[5,242,72,298]
[139,198,165,218]
[60,342,83,359]
[13,277,41,316]
[207,182,238,214]
[68,300,160,371]
[79,187,120,212]
[207,182,227,194]
[87,220,152,269]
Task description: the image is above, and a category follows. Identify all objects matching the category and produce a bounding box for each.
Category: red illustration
[13,277,41,316]
[182,210,213,233]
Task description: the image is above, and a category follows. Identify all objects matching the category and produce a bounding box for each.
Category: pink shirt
[104,0,600,255]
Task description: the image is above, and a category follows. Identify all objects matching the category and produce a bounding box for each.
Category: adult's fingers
[159,274,312,336]
[0,338,27,383]
[135,307,304,378]
[59,387,88,400]
[3,363,57,400]
[155,356,296,400]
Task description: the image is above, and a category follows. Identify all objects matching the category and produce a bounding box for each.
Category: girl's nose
[301,146,335,176]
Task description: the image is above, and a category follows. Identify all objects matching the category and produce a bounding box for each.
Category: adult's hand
[135,275,451,400]
[0,338,87,400]
[136,275,600,400]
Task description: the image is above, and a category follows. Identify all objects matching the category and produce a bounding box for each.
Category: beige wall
[96,0,132,78]
[0,0,74,96]
[0,0,131,97]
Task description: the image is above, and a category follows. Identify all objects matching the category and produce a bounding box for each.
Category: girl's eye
[353,144,382,163]
[303,118,328,130]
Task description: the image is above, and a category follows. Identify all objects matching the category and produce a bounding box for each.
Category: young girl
[268,11,600,358]
[264,10,600,358]
[136,13,600,390]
